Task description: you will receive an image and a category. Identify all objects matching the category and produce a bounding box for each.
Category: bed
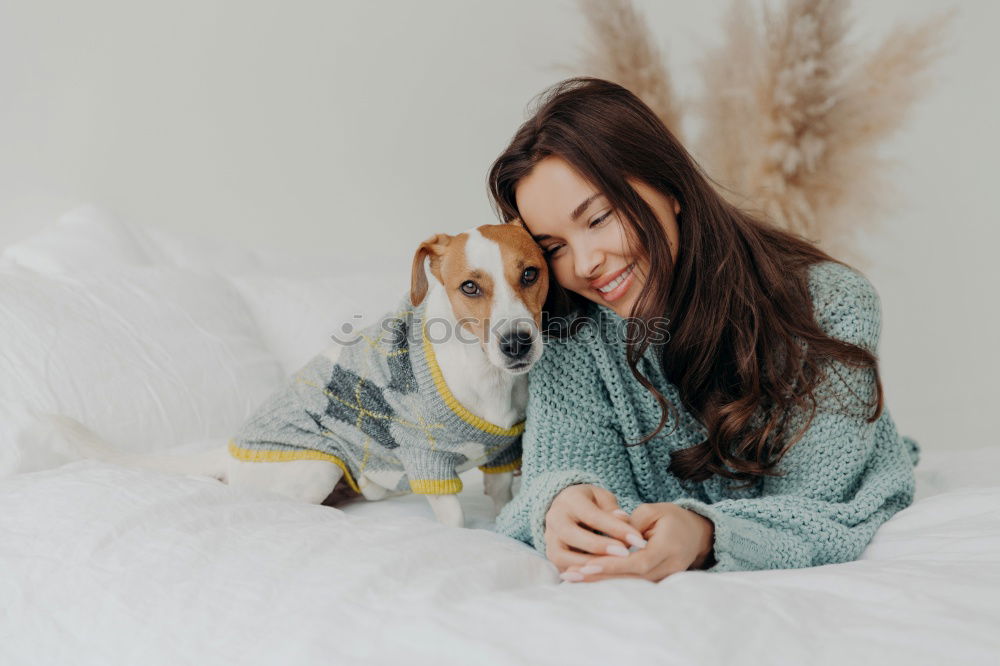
[2,205,998,665]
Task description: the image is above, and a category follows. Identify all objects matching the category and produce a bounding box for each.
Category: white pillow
[0,204,163,272]
[228,271,410,375]
[0,266,285,456]
[0,202,405,280]
[0,203,420,469]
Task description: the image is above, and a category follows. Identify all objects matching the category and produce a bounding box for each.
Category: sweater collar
[585,301,667,365]
[407,294,525,438]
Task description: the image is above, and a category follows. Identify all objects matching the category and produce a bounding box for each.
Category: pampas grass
[569,0,953,267]
[698,0,952,265]
[701,0,852,241]
[559,0,684,140]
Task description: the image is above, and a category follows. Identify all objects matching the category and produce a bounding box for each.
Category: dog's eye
[460,280,480,296]
[521,267,539,286]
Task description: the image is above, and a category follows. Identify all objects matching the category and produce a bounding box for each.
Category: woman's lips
[595,263,636,303]
[590,263,630,290]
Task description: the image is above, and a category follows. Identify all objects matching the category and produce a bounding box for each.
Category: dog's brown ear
[410,233,452,306]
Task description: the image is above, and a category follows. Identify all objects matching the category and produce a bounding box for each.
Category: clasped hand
[544,484,715,583]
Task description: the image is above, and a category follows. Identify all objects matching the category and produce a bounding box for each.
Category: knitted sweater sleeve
[493,336,643,556]
[671,264,918,573]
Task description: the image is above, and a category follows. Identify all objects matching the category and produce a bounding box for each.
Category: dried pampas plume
[699,0,952,265]
[556,0,684,141]
[569,0,952,267]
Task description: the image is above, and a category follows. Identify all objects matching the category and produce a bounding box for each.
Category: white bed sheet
[1,205,998,665]
[1,451,998,666]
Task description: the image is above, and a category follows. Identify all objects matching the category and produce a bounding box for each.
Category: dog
[92,223,549,528]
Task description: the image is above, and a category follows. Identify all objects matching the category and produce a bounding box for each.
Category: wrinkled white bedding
[1,206,998,665]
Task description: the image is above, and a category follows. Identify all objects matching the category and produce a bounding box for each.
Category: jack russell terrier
[94,223,548,528]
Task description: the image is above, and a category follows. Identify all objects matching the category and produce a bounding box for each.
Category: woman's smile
[592,262,636,303]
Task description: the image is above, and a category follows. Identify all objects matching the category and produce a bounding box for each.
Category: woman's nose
[574,242,605,281]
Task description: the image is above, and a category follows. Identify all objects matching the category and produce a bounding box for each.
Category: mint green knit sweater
[494,261,920,573]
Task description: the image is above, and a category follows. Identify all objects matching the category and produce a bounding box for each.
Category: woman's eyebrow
[570,193,601,221]
[527,193,604,242]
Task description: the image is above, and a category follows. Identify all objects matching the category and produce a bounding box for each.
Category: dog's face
[410,224,548,375]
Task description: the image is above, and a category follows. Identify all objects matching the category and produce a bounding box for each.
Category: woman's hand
[544,484,649,573]
[559,502,716,583]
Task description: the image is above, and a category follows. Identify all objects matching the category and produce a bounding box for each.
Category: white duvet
[1,206,998,666]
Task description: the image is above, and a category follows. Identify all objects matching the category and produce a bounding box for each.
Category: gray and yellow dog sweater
[228,292,524,496]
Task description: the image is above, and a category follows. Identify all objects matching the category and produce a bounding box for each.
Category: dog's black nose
[499,329,533,360]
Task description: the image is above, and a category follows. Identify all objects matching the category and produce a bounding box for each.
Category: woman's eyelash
[542,212,613,257]
[589,211,612,227]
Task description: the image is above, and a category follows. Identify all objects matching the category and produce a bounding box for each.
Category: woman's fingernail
[579,564,603,575]
[606,543,630,557]
[612,509,629,518]
[560,571,584,582]
[625,533,647,548]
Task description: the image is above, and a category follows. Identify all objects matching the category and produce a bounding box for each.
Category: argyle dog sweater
[229,292,524,496]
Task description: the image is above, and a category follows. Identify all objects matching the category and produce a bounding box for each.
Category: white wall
[1,0,997,452]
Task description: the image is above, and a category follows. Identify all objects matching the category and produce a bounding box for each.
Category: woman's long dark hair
[487,77,883,487]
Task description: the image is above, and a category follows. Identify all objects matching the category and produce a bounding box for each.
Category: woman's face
[514,155,680,319]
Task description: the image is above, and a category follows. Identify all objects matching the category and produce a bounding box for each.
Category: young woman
[487,77,920,583]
